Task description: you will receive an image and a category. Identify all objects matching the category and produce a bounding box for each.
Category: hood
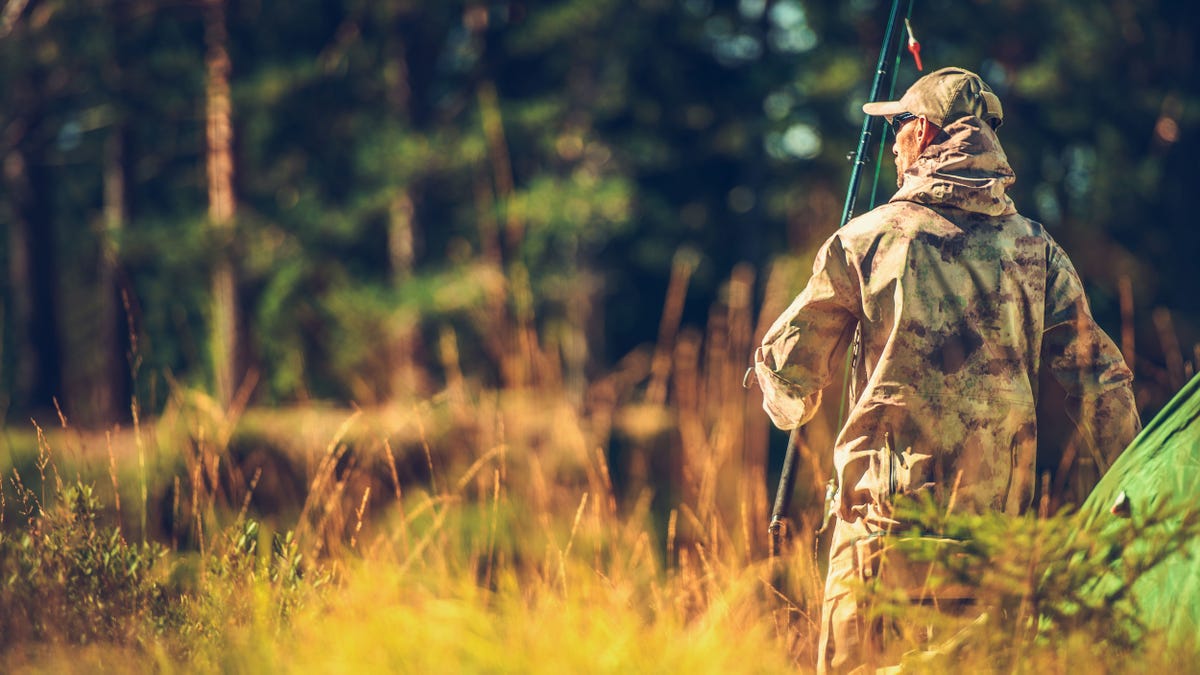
[891,115,1017,217]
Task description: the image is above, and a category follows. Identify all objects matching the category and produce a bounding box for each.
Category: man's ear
[915,117,940,152]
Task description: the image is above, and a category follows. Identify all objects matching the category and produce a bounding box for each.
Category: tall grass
[1,260,1194,673]
[1,394,809,673]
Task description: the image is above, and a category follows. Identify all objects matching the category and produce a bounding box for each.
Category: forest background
[4,0,1197,431]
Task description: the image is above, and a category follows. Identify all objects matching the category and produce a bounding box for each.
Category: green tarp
[1081,371,1200,649]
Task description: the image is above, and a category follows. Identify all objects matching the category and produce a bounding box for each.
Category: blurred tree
[0,0,1197,428]
[1,0,66,419]
[205,0,240,408]
[0,0,137,425]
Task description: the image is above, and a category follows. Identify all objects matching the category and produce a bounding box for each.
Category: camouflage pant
[817,517,977,674]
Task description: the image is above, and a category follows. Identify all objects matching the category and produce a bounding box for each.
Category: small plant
[0,479,175,648]
[851,494,1200,669]
[213,519,330,618]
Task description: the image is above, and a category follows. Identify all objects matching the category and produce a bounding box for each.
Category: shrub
[0,479,175,648]
[854,494,1200,669]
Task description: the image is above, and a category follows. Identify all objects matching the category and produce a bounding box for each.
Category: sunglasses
[889,112,917,133]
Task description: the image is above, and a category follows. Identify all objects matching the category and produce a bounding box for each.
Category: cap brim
[862,100,906,117]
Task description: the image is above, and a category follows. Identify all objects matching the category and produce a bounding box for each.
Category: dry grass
[1,258,1192,673]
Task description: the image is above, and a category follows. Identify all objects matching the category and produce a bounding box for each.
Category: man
[752,67,1140,672]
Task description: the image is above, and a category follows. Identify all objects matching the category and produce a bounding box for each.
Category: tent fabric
[1081,371,1200,649]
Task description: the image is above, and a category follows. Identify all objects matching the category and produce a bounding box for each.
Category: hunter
[751,67,1140,672]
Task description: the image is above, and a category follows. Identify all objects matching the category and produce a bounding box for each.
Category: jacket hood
[891,115,1017,216]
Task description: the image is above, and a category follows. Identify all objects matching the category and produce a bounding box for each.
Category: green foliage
[512,172,633,262]
[195,520,331,629]
[857,494,1200,668]
[0,480,175,647]
[3,0,1197,416]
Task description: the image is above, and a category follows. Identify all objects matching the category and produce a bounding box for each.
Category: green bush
[0,480,176,647]
[857,494,1200,669]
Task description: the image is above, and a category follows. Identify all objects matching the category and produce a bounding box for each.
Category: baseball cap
[863,66,1003,130]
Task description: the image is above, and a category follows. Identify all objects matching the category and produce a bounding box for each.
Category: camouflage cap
[863,66,1003,130]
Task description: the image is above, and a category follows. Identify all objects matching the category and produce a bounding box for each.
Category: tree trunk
[388,190,424,399]
[383,17,426,400]
[4,148,62,415]
[95,127,129,423]
[3,150,35,416]
[204,0,239,408]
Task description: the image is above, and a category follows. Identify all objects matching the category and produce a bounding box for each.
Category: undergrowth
[856,495,1200,671]
[1,408,1196,674]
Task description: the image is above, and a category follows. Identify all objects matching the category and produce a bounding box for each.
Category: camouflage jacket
[754,115,1140,523]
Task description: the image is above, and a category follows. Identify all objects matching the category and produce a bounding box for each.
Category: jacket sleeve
[755,234,859,430]
[1042,242,1141,470]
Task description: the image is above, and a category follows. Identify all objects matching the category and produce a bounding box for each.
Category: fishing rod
[767,0,919,554]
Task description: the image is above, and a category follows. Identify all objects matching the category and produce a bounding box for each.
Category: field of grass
[1,282,1196,673]
[4,378,1197,674]
[0,377,811,673]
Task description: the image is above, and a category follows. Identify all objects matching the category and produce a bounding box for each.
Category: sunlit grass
[2,259,1194,673]
[0,375,815,672]
[3,380,1197,673]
